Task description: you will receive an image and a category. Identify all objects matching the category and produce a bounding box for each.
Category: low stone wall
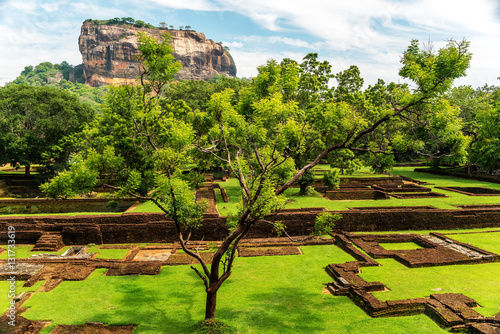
[414,168,500,185]
[436,186,500,196]
[372,184,431,193]
[2,206,500,244]
[0,198,138,215]
[340,176,404,187]
[389,192,448,199]
[324,189,389,200]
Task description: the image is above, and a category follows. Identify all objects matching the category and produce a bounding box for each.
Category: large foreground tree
[41,36,471,322]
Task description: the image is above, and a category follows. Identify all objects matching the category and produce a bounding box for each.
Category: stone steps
[32,232,64,252]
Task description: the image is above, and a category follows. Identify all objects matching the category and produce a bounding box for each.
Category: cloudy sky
[0,0,499,87]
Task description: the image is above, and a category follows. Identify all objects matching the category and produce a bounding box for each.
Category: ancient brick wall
[2,207,500,244]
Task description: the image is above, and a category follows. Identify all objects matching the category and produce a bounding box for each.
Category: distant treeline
[84,17,157,29]
[9,61,108,111]
[83,18,194,31]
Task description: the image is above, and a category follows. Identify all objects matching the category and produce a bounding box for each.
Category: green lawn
[0,245,71,259]
[378,242,423,250]
[5,244,447,334]
[444,231,500,254]
[131,200,164,213]
[0,281,45,314]
[85,245,131,259]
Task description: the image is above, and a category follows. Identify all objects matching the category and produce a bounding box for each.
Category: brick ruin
[328,232,500,333]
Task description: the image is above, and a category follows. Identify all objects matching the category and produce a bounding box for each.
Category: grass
[0,245,71,259]
[85,245,131,259]
[444,231,500,254]
[0,281,45,314]
[378,242,424,250]
[131,200,164,213]
[10,244,447,334]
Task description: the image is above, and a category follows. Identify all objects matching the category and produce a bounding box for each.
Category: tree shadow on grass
[28,267,207,333]
[219,287,329,333]
[101,269,207,333]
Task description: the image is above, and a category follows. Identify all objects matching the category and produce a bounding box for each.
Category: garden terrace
[344,233,499,267]
[347,206,437,211]
[3,204,500,247]
[371,184,431,193]
[339,176,405,188]
[388,192,448,199]
[0,198,138,215]
[414,168,500,185]
[326,232,500,332]
[436,186,500,196]
[0,174,42,197]
[323,189,389,201]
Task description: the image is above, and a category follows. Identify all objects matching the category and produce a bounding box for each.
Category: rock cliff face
[79,22,237,87]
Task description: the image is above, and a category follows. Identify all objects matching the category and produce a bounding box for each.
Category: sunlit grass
[378,242,424,250]
[16,244,448,333]
[0,245,71,260]
[86,245,131,259]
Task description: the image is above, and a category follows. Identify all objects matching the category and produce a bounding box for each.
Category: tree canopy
[40,35,473,321]
[0,85,95,174]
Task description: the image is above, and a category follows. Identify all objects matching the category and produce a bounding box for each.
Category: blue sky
[0,0,499,87]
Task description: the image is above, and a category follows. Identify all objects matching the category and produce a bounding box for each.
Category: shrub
[323,170,339,189]
[298,169,315,193]
[312,211,342,236]
[182,171,205,189]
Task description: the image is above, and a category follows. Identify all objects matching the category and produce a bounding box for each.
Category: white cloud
[213,0,500,86]
[223,41,243,49]
[229,49,308,79]
[232,35,320,50]
[0,0,498,87]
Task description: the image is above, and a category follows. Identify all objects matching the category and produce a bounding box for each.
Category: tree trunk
[205,288,218,319]
[25,164,31,176]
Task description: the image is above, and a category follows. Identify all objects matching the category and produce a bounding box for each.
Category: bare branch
[190,266,208,289]
[252,142,266,172]
[260,219,297,242]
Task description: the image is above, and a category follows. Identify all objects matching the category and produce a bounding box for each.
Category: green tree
[41,37,472,324]
[469,87,500,173]
[134,20,146,28]
[470,108,500,173]
[122,17,135,24]
[0,85,95,175]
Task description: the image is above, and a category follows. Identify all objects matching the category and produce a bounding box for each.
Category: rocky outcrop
[79,22,237,87]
